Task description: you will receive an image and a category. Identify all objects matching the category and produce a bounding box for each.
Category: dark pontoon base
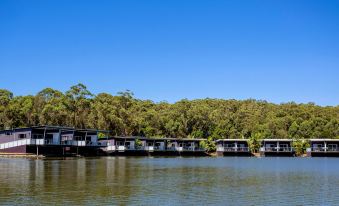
[108,150,208,156]
[261,152,295,157]
[0,145,27,153]
[217,151,253,157]
[308,152,339,157]
[0,145,102,157]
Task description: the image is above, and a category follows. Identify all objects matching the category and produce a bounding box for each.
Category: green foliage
[0,84,338,142]
[200,137,216,152]
[135,139,143,147]
[248,132,263,153]
[190,130,204,139]
[97,132,107,139]
[292,139,310,156]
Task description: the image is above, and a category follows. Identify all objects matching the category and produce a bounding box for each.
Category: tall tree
[64,83,93,128]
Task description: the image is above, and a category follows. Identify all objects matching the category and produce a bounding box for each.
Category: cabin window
[18,133,26,139]
[61,135,72,141]
[225,143,235,148]
[266,143,276,148]
[74,136,82,141]
[328,144,337,151]
[5,132,11,136]
[280,144,288,148]
[313,144,323,148]
[32,134,43,139]
[116,141,124,146]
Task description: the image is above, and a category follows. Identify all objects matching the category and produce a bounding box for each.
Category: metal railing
[311,147,339,152]
[217,147,249,152]
[61,140,85,146]
[173,147,205,152]
[106,145,116,151]
[264,147,293,152]
[0,138,105,151]
[110,145,205,152]
[86,141,105,146]
[0,138,44,150]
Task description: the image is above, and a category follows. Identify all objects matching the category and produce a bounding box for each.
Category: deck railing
[264,147,293,152]
[106,145,116,151]
[86,141,105,147]
[311,147,339,152]
[175,147,205,152]
[61,140,86,146]
[0,138,45,150]
[108,145,204,152]
[217,147,249,152]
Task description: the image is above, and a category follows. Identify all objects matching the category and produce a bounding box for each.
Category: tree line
[0,84,338,143]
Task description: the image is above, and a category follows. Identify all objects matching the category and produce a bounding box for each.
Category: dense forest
[0,84,338,142]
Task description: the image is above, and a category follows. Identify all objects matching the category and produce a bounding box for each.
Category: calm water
[0,157,339,206]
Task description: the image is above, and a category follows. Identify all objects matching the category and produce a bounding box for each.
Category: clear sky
[0,0,338,106]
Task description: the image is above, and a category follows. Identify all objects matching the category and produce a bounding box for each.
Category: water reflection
[1,157,339,205]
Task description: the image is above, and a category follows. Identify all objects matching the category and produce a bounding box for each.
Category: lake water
[0,157,339,206]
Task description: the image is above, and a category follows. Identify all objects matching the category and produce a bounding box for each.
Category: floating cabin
[99,137,207,156]
[0,126,108,156]
[307,139,339,157]
[260,139,295,157]
[215,139,252,156]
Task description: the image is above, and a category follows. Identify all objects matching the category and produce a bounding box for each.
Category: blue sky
[0,0,338,106]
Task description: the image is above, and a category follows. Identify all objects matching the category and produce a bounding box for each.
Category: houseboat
[260,139,295,156]
[307,139,339,157]
[100,136,149,155]
[100,137,206,156]
[166,138,206,156]
[216,139,252,156]
[0,126,108,156]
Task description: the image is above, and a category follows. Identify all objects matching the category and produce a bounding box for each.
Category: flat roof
[309,139,339,142]
[262,139,293,142]
[102,136,205,141]
[215,139,248,142]
[0,125,109,133]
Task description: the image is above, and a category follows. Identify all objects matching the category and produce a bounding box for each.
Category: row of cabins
[0,126,106,156]
[216,139,339,157]
[0,126,205,156]
[101,137,205,156]
[215,139,295,157]
[0,126,338,157]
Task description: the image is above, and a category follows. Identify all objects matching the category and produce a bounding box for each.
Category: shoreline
[0,152,312,159]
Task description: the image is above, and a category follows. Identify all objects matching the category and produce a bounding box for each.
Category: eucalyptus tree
[64,83,93,128]
[0,89,13,129]
[0,84,338,140]
[35,88,67,126]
